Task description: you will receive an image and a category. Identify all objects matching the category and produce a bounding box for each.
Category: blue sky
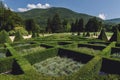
[2,0,120,20]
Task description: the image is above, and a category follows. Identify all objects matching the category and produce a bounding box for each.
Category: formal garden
[0,28,120,80]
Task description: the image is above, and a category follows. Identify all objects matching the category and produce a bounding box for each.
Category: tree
[14,31,24,42]
[62,19,71,32]
[51,13,63,33]
[25,19,40,34]
[98,28,108,41]
[0,30,12,43]
[0,2,23,31]
[71,22,76,35]
[85,17,102,32]
[77,18,84,35]
[46,18,52,33]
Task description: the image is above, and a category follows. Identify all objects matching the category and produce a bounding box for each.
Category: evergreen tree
[0,1,23,31]
[98,29,108,41]
[71,22,75,35]
[0,30,12,43]
[25,19,40,34]
[14,31,24,42]
[46,18,52,33]
[51,13,63,33]
[85,17,102,32]
[77,18,84,35]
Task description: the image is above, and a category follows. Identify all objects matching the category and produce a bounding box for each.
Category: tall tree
[0,1,23,31]
[85,17,102,32]
[25,19,40,34]
[51,13,63,33]
[77,18,84,35]
[71,22,75,35]
[46,18,52,33]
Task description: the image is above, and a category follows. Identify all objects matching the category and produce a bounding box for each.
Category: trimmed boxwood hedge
[101,42,116,56]
[0,57,14,73]
[1,41,120,80]
[78,43,106,50]
[70,56,102,80]
[24,48,58,65]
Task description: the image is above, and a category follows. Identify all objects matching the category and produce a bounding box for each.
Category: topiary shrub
[14,31,24,42]
[109,27,120,42]
[0,30,12,43]
[85,32,90,37]
[32,32,39,38]
[98,29,108,41]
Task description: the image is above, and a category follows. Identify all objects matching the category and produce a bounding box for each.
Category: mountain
[105,18,120,24]
[17,7,101,28]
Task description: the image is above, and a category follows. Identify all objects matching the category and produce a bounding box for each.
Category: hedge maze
[0,38,120,80]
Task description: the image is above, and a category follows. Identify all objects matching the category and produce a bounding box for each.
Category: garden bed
[69,47,101,55]
[18,46,46,55]
[0,49,6,58]
[33,56,84,77]
[111,47,120,59]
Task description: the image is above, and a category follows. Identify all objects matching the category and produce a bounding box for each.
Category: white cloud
[18,8,28,12]
[98,13,106,20]
[18,3,51,12]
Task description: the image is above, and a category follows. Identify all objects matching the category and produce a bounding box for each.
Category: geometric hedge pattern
[0,39,120,80]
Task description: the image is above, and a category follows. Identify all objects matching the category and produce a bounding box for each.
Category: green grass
[33,56,84,77]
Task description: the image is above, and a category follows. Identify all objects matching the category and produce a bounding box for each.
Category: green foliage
[32,32,39,38]
[98,29,108,41]
[0,57,14,73]
[71,56,102,80]
[25,19,40,34]
[18,7,95,29]
[14,27,28,36]
[24,48,58,65]
[14,31,24,42]
[85,32,90,37]
[109,27,120,42]
[0,30,12,43]
[85,17,102,32]
[33,56,84,77]
[51,13,63,33]
[71,47,101,55]
[18,46,46,56]
[0,5,23,31]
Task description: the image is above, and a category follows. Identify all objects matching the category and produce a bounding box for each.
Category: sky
[2,0,120,20]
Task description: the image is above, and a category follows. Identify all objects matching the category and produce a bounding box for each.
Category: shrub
[98,29,108,41]
[32,32,39,38]
[85,32,90,37]
[14,31,24,42]
[109,27,120,42]
[0,30,12,43]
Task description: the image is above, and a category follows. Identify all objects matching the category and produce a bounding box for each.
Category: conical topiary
[0,30,12,43]
[32,32,39,38]
[109,27,120,42]
[14,31,24,42]
[98,29,108,41]
[85,32,90,37]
